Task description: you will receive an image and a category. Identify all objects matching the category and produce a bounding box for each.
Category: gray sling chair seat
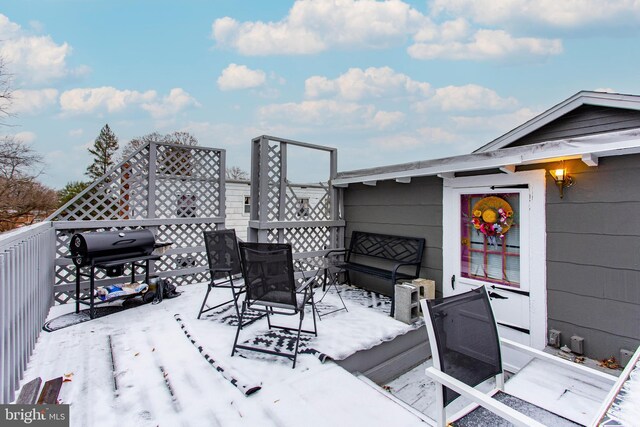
[198,229,246,320]
[421,286,618,427]
[232,242,318,369]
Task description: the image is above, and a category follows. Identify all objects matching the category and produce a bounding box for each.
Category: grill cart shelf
[71,254,161,318]
[67,230,170,319]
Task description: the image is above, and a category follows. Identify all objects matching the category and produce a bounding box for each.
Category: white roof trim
[333,129,640,186]
[474,91,640,153]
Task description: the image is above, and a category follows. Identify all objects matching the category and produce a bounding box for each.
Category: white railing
[0,222,56,403]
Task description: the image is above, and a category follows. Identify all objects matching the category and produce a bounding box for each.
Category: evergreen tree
[57,180,89,207]
[86,124,119,180]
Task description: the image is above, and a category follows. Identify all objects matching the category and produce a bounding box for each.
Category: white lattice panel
[50,142,225,303]
[266,143,281,221]
[57,147,150,221]
[284,184,331,222]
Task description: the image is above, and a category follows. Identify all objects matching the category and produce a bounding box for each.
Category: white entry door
[442,170,547,371]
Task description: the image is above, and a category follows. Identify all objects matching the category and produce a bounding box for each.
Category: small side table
[297,257,348,319]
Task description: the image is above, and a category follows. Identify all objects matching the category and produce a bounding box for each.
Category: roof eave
[333,129,640,186]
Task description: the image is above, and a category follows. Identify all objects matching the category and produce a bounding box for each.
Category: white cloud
[305,66,431,100]
[451,107,539,132]
[594,87,616,93]
[408,29,562,60]
[372,111,405,129]
[58,87,198,118]
[60,87,156,114]
[11,131,37,144]
[259,99,402,130]
[211,1,566,61]
[68,128,83,137]
[429,0,640,28]
[141,88,199,119]
[0,14,87,84]
[212,0,425,55]
[370,126,460,150]
[217,64,266,91]
[11,89,58,114]
[414,84,518,112]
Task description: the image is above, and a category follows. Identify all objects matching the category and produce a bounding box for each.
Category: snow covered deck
[19,283,427,427]
[17,280,635,427]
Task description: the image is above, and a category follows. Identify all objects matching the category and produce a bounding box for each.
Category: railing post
[0,252,7,404]
[0,223,60,403]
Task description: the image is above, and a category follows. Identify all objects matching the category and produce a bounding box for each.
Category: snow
[19,280,638,427]
[604,361,640,425]
[386,351,617,426]
[18,283,425,427]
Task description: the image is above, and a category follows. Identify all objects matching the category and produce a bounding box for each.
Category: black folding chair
[421,286,616,427]
[197,229,245,319]
[231,242,318,368]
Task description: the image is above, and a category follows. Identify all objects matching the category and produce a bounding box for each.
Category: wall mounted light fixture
[550,162,574,199]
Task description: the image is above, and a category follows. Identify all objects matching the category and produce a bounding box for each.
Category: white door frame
[442,169,547,351]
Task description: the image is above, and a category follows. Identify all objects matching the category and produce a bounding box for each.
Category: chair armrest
[208,267,233,272]
[296,277,316,293]
[425,367,546,427]
[500,338,617,383]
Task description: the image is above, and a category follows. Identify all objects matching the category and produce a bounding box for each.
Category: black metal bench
[326,231,425,316]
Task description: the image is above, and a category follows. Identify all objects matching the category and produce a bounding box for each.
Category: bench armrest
[324,248,347,257]
[391,261,421,276]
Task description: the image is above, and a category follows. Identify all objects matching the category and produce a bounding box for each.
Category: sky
[2,0,640,189]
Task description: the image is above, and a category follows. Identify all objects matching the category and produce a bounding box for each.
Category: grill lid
[70,229,156,266]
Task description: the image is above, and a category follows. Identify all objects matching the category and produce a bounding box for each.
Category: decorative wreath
[471,196,514,240]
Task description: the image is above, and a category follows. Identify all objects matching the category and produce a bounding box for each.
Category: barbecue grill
[68,229,170,319]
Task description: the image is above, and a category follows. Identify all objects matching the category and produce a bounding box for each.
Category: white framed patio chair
[421,286,619,427]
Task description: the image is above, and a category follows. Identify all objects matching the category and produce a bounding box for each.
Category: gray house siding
[540,155,640,359]
[508,105,640,148]
[343,176,443,296]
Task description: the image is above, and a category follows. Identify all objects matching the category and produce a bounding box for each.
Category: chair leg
[197,282,213,319]
[310,290,318,336]
[496,372,505,391]
[231,302,246,357]
[229,275,242,319]
[435,383,446,427]
[292,312,305,369]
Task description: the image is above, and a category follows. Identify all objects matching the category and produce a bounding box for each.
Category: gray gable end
[474,91,640,153]
[505,104,640,148]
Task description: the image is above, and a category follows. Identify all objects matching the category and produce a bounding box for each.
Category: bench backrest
[347,231,425,265]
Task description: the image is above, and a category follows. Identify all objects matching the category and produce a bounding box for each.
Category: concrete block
[411,278,435,313]
[620,348,634,367]
[394,283,419,325]
[548,329,561,348]
[411,278,435,300]
[570,335,584,355]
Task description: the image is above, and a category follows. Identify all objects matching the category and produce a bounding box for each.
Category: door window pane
[461,193,520,287]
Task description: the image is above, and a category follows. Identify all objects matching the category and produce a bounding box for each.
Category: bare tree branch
[0,58,13,126]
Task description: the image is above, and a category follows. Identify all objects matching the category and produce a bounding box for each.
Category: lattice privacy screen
[250,136,343,260]
[49,142,225,303]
